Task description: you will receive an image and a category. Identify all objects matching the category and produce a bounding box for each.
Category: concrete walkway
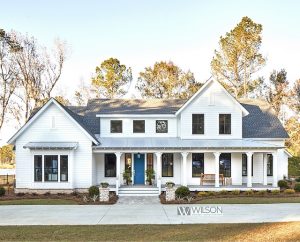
[0,203,300,225]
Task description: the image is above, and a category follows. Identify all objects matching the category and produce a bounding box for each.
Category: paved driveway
[1,203,300,225]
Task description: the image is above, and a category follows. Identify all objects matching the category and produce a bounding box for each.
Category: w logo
[177,207,191,216]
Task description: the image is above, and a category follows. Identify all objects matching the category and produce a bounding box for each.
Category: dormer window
[110,120,122,133]
[219,114,231,134]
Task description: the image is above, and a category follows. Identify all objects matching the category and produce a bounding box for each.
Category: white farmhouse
[8,79,290,195]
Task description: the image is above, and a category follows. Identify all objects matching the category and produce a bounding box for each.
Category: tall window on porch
[133,120,145,133]
[219,153,231,177]
[219,114,231,134]
[147,153,154,170]
[105,154,116,177]
[267,154,273,176]
[162,153,173,177]
[192,153,204,177]
[34,155,42,182]
[125,153,132,175]
[60,155,68,182]
[242,154,253,176]
[110,120,122,133]
[44,155,58,181]
[192,114,204,134]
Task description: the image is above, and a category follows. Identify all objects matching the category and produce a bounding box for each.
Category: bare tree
[0,29,20,130]
[11,32,67,121]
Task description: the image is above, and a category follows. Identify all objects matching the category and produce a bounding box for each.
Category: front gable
[8,98,99,145]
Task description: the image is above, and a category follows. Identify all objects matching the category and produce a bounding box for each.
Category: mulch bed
[160,191,300,204]
[0,191,118,205]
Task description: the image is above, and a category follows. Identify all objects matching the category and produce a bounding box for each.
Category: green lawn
[0,223,300,241]
[0,199,78,205]
[197,196,300,204]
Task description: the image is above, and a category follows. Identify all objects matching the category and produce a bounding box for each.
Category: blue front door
[134,154,145,184]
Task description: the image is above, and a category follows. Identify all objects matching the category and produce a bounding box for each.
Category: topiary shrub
[231,190,240,195]
[0,186,5,196]
[197,191,208,197]
[175,186,190,198]
[284,189,295,194]
[294,183,300,192]
[88,185,99,197]
[278,180,289,189]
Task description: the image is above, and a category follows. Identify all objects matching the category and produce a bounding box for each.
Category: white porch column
[115,152,122,195]
[181,152,188,186]
[246,152,253,188]
[272,151,278,187]
[263,153,268,186]
[213,152,220,188]
[155,152,162,194]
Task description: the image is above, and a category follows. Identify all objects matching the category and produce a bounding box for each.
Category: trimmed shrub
[284,189,295,194]
[100,182,109,188]
[166,182,175,188]
[294,183,300,192]
[231,190,240,195]
[218,190,228,195]
[278,180,289,189]
[244,190,254,195]
[296,177,300,182]
[88,185,99,197]
[197,191,208,197]
[257,190,267,196]
[0,186,5,196]
[271,190,280,195]
[175,186,190,198]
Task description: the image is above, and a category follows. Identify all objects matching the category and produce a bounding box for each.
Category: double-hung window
[192,114,204,134]
[34,155,42,182]
[105,153,116,177]
[192,153,204,177]
[219,114,231,134]
[110,120,122,133]
[44,155,58,181]
[267,154,273,176]
[133,120,145,133]
[162,153,173,177]
[219,153,231,177]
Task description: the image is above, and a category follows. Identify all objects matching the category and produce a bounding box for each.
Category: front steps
[118,186,159,196]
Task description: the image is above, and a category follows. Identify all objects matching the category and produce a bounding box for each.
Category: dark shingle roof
[86,98,187,114]
[239,99,289,139]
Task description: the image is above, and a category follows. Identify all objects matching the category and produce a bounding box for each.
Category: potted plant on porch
[123,169,132,185]
[145,169,155,185]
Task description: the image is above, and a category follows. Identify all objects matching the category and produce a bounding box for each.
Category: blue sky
[1,0,300,142]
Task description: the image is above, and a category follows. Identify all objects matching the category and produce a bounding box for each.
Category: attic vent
[51,116,56,129]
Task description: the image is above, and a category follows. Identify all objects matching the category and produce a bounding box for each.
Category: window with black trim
[125,153,132,176]
[105,153,116,177]
[60,155,68,182]
[219,114,231,134]
[44,155,58,181]
[156,120,168,133]
[162,153,173,177]
[147,153,154,170]
[133,120,145,133]
[192,114,204,134]
[242,154,253,176]
[267,154,273,176]
[110,120,122,133]
[219,153,231,177]
[34,155,42,182]
[192,153,204,177]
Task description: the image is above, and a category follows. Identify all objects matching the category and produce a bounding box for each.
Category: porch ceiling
[93,137,283,150]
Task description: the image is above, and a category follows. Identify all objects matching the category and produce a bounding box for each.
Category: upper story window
[192,114,204,134]
[110,120,122,133]
[219,114,231,134]
[133,120,145,133]
[156,120,168,133]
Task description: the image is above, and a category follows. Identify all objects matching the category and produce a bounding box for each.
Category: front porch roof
[23,142,78,150]
[92,137,283,150]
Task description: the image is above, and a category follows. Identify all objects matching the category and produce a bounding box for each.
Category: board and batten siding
[15,103,93,190]
[100,117,178,137]
[180,81,243,139]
